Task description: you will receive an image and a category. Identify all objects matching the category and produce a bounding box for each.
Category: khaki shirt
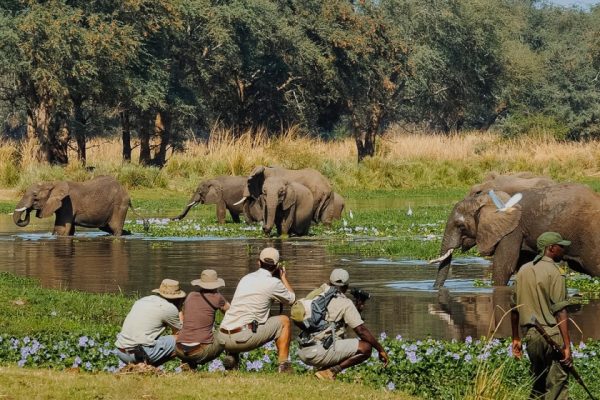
[220,268,295,330]
[115,295,182,348]
[513,256,569,330]
[312,284,364,341]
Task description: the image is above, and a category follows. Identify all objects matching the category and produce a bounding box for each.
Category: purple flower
[246,360,264,371]
[477,351,490,361]
[262,341,276,351]
[60,354,66,360]
[20,346,30,358]
[465,336,473,345]
[464,354,472,362]
[262,354,271,363]
[73,356,82,366]
[379,332,387,341]
[578,342,587,350]
[88,339,95,347]
[395,335,403,341]
[17,359,26,367]
[78,336,89,347]
[208,359,224,372]
[452,353,460,360]
[175,367,182,373]
[405,351,419,364]
[84,362,92,370]
[23,337,30,344]
[386,382,396,391]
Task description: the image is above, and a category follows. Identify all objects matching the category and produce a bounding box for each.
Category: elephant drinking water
[431,183,600,288]
[13,175,131,236]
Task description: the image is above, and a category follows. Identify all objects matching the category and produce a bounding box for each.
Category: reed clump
[3,126,600,193]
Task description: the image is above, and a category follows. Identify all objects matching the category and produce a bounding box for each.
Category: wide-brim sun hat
[191,269,225,290]
[152,279,186,299]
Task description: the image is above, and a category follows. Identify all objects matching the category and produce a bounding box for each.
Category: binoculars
[350,287,371,303]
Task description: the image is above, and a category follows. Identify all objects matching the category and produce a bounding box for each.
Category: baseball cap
[536,232,571,251]
[329,268,350,287]
[259,247,280,265]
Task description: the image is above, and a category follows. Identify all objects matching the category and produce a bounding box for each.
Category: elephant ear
[476,191,521,255]
[205,180,223,203]
[283,183,296,210]
[247,166,265,199]
[40,182,69,218]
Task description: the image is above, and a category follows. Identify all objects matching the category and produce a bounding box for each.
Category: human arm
[354,324,389,367]
[510,307,522,360]
[271,266,295,305]
[221,302,231,312]
[554,308,572,368]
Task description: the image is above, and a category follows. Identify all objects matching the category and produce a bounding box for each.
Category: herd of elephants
[10,166,600,289]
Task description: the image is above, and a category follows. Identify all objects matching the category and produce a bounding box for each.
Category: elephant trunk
[172,201,197,221]
[13,207,32,227]
[431,221,462,288]
[262,196,278,235]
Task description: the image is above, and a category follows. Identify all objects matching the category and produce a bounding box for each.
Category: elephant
[261,176,314,236]
[238,166,334,225]
[173,176,263,224]
[13,175,131,236]
[331,192,345,220]
[431,183,600,288]
[468,172,555,197]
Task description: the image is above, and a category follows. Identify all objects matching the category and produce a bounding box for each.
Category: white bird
[488,190,523,212]
[342,218,348,228]
[407,204,413,216]
[349,209,354,219]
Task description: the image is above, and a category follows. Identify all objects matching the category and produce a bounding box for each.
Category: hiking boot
[315,368,336,381]
[278,361,293,373]
[222,354,239,370]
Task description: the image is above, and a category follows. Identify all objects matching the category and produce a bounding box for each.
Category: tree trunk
[120,110,132,162]
[152,111,171,167]
[72,99,87,165]
[27,99,69,165]
[138,111,152,166]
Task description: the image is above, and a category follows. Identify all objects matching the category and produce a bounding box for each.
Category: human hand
[560,346,573,368]
[379,350,389,367]
[512,338,522,360]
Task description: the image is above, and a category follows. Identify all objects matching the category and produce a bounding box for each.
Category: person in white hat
[176,270,230,369]
[296,268,389,380]
[115,279,186,366]
[217,247,295,373]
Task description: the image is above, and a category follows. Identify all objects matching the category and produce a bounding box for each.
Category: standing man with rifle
[511,232,573,399]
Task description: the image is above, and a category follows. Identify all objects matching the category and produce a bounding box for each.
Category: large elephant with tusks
[13,176,131,236]
[431,183,600,287]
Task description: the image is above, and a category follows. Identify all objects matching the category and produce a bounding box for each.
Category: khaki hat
[259,247,280,265]
[537,232,571,251]
[330,268,349,287]
[191,269,225,290]
[152,279,186,299]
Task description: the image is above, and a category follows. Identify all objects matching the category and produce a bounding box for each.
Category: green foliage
[500,113,569,140]
[117,165,168,189]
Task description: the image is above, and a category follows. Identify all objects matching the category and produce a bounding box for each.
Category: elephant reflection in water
[427,288,513,340]
[20,238,129,292]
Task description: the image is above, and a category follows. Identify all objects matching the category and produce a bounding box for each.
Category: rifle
[531,317,597,400]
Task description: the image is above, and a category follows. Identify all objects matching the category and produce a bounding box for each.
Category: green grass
[0,272,134,336]
[0,367,412,400]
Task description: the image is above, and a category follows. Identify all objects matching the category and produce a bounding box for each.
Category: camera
[350,287,371,303]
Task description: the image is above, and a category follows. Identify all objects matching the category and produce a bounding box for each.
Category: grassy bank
[0,367,411,400]
[2,273,600,399]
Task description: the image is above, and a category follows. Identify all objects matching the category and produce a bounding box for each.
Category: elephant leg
[108,203,129,236]
[53,223,71,236]
[99,225,115,235]
[216,201,227,224]
[491,229,523,285]
[229,210,241,223]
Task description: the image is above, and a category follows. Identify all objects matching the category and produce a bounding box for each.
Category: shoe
[278,361,293,373]
[315,368,336,380]
[222,354,239,370]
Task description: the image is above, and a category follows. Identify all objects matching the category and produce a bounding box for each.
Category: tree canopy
[0,0,599,164]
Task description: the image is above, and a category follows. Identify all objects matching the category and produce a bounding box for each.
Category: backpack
[290,285,338,333]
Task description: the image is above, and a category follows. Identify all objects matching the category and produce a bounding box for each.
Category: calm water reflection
[1,213,597,342]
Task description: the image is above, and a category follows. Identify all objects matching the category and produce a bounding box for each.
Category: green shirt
[513,256,569,330]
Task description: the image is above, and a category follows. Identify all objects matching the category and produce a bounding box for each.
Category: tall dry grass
[2,126,600,194]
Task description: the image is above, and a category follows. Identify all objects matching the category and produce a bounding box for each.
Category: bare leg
[275,315,292,363]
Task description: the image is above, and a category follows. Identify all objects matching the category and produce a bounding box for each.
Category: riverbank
[2,272,600,399]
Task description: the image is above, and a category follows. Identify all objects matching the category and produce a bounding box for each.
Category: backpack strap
[200,291,219,310]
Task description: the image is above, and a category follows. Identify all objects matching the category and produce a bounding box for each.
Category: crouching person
[176,270,230,369]
[296,269,389,380]
[115,279,186,367]
[217,247,295,372]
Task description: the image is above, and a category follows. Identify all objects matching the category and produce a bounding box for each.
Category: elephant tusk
[14,207,27,213]
[233,196,247,206]
[428,248,454,264]
[186,202,197,207]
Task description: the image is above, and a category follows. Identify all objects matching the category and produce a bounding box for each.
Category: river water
[1,198,598,342]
